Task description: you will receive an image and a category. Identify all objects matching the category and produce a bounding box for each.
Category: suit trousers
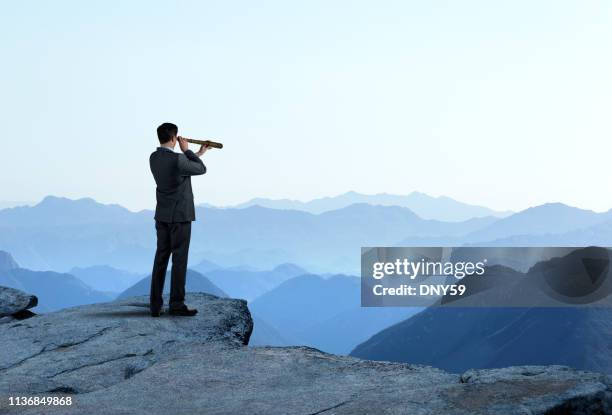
[150,220,192,312]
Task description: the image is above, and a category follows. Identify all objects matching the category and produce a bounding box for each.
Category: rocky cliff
[0,289,610,414]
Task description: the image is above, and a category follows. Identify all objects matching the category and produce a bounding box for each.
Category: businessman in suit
[149,122,209,317]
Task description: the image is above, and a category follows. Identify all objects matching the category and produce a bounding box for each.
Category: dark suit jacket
[149,147,206,223]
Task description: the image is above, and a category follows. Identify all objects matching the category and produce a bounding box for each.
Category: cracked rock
[0,293,252,396]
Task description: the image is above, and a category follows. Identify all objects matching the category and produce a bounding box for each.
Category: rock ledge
[0,292,610,414]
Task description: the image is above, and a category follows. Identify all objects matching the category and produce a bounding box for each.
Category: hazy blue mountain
[270,262,305,275]
[250,275,359,332]
[249,317,292,347]
[249,274,417,354]
[192,259,222,274]
[230,191,511,221]
[69,265,143,293]
[397,204,612,248]
[0,197,154,272]
[468,218,612,248]
[0,195,149,227]
[193,260,260,274]
[117,269,227,299]
[464,203,612,243]
[0,250,19,271]
[0,196,498,274]
[0,251,112,312]
[297,306,420,355]
[204,263,308,301]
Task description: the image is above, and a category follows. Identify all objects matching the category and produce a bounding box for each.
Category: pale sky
[1,1,611,213]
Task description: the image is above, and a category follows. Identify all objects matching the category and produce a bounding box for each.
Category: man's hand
[196,144,211,157]
[178,136,189,153]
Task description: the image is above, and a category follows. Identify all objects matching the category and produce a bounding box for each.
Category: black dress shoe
[169,306,198,316]
[151,310,163,317]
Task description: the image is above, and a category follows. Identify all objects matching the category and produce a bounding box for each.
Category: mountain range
[223,191,512,221]
[463,203,612,243]
[3,196,612,275]
[0,196,497,273]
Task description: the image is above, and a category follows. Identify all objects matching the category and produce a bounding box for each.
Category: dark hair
[157,123,178,144]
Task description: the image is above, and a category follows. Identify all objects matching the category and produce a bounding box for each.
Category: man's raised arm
[177,136,206,176]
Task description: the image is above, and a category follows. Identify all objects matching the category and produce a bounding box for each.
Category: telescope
[184,138,224,149]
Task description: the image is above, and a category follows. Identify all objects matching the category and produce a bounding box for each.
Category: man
[149,122,209,317]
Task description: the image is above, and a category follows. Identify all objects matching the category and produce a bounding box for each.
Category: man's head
[157,123,178,148]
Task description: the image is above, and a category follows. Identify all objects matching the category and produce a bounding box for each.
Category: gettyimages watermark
[361,247,612,307]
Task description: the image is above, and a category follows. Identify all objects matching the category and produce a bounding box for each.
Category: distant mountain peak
[36,195,131,211]
[40,195,64,203]
[272,263,306,275]
[517,202,598,217]
[326,202,420,217]
[464,202,612,243]
[528,202,574,210]
[0,195,142,229]
[38,195,98,207]
[407,190,430,197]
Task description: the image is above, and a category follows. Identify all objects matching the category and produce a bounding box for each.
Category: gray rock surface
[0,286,38,318]
[0,293,610,414]
[0,293,251,396]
